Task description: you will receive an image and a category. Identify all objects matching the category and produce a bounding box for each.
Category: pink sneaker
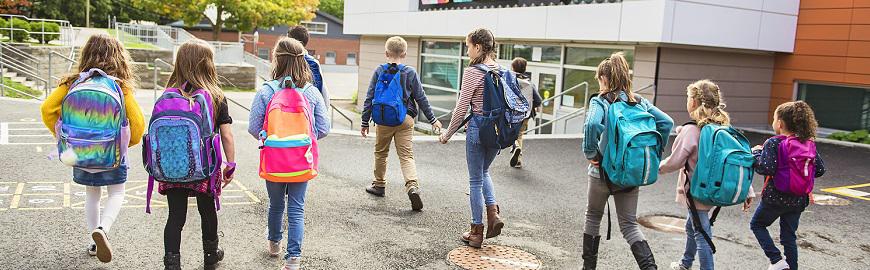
[282,257,301,270]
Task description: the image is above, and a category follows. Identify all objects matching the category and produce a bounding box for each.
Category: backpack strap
[684,164,718,254]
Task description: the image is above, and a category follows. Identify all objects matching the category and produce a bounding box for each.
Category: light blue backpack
[689,124,755,207]
[600,95,665,188]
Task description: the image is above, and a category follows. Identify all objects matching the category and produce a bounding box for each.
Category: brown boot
[485,205,504,238]
[460,224,485,248]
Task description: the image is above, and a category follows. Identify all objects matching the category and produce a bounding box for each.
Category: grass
[1,77,43,99]
[100,28,161,50]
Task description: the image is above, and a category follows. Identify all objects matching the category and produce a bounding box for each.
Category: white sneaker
[87,244,97,256]
[670,261,690,270]
[267,240,280,257]
[91,227,113,263]
[282,257,301,270]
[768,259,790,270]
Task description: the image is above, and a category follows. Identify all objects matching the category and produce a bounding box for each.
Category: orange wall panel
[796,25,852,40]
[775,55,847,72]
[798,9,853,25]
[847,41,870,56]
[850,25,870,40]
[801,0,854,9]
[845,57,870,73]
[856,0,870,8]
[852,8,870,24]
[845,73,870,84]
[794,40,850,56]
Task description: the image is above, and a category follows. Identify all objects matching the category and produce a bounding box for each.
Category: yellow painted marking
[234,181,250,190]
[821,183,870,201]
[20,207,64,210]
[63,183,70,207]
[245,191,261,203]
[10,183,24,209]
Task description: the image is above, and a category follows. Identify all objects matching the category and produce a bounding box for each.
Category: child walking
[360,36,442,210]
[156,39,236,270]
[40,34,144,263]
[659,80,755,270]
[508,57,542,168]
[439,28,507,248]
[581,52,673,270]
[288,25,328,108]
[248,37,330,270]
[750,101,825,270]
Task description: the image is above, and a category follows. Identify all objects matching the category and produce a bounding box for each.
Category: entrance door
[525,65,561,134]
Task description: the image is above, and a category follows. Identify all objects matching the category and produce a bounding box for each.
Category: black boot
[203,239,224,270]
[581,234,601,270]
[630,240,657,270]
[164,252,181,270]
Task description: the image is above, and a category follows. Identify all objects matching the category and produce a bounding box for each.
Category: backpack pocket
[713,152,754,205]
[58,124,120,169]
[620,133,660,186]
[150,117,206,182]
[476,111,501,149]
[374,103,403,127]
[261,134,315,178]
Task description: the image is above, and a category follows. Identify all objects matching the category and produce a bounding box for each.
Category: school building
[345,0,870,134]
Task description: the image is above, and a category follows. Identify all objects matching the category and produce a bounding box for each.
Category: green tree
[30,0,162,27]
[0,0,32,15]
[318,0,343,20]
[134,0,318,41]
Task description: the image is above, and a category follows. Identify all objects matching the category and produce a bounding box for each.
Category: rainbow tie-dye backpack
[56,68,129,172]
[258,78,319,183]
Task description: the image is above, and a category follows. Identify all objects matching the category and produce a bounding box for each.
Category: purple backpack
[773,135,816,196]
[143,87,222,213]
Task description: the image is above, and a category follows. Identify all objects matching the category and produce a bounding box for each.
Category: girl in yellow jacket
[40,34,144,263]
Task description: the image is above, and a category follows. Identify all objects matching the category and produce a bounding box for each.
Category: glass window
[300,22,327,35]
[422,41,461,56]
[565,47,634,67]
[798,83,870,130]
[325,52,336,65]
[499,44,561,64]
[421,56,460,90]
[257,48,269,59]
[423,86,458,121]
[562,69,597,109]
[347,53,357,65]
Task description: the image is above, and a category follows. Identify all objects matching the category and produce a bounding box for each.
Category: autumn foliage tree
[133,0,319,40]
[0,0,32,15]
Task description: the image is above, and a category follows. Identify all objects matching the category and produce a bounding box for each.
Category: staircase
[1,68,39,89]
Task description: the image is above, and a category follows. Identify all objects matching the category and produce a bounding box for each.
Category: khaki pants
[514,119,529,163]
[373,115,418,190]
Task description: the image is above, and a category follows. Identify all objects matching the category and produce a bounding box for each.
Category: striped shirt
[444,63,500,139]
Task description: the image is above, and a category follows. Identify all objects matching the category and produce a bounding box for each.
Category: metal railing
[244,52,271,81]
[115,22,246,64]
[47,50,78,95]
[524,84,656,134]
[330,104,354,130]
[0,14,74,46]
[0,43,49,98]
[152,58,173,100]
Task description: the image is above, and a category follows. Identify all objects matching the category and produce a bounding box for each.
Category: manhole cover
[638,215,686,234]
[447,245,541,270]
[813,194,851,206]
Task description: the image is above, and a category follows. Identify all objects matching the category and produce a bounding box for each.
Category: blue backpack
[462,64,530,149]
[371,63,407,127]
[690,124,754,206]
[599,94,664,188]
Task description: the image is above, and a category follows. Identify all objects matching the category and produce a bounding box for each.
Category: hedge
[0,18,30,42]
[30,21,60,44]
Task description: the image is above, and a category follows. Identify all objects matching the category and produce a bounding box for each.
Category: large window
[798,83,870,131]
[498,43,561,64]
[421,56,460,89]
[562,46,634,109]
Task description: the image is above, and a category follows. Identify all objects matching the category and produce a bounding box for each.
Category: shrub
[29,21,60,44]
[828,129,870,144]
[0,18,30,42]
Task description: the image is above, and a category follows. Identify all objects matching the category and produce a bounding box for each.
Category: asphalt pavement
[0,97,867,269]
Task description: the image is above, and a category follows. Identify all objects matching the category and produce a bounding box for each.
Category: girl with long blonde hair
[248,37,329,270]
[40,33,144,263]
[158,39,236,270]
[581,52,673,270]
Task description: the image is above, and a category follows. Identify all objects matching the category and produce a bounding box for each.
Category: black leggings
[164,189,218,253]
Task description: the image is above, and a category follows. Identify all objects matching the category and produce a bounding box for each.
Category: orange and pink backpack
[258,79,319,182]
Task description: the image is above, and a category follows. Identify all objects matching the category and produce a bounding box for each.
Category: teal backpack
[685,123,755,254]
[600,95,665,188]
[690,124,754,207]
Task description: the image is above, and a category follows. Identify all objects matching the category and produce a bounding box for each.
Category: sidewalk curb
[329,128,581,141]
[739,127,870,150]
[0,96,43,104]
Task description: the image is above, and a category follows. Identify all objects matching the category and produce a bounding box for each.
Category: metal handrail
[215,75,252,112]
[330,103,354,130]
[0,14,74,46]
[48,50,78,95]
[533,81,589,133]
[152,58,173,100]
[0,84,42,100]
[0,43,39,62]
[523,84,656,134]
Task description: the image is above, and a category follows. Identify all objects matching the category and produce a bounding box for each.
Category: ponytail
[596,52,634,102]
[687,79,731,127]
[467,28,497,66]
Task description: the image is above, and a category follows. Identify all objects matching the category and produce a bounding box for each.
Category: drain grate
[447,245,541,270]
[638,215,686,234]
[813,194,851,206]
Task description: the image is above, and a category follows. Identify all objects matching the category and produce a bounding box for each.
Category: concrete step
[5,71,17,78]
[10,76,26,83]
[21,80,37,89]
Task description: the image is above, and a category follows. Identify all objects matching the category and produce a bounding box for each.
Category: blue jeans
[466,116,498,225]
[266,181,308,259]
[681,210,714,270]
[750,201,803,269]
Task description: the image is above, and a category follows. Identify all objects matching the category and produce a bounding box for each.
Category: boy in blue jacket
[288,26,328,108]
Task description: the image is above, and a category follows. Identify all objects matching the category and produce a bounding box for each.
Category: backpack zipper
[803,159,810,177]
[643,146,651,185]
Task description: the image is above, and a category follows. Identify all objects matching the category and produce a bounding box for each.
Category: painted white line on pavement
[7,128,48,131]
[8,134,53,137]
[0,123,8,144]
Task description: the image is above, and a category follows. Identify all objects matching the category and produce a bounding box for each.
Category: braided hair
[687,79,730,127]
[467,28,497,66]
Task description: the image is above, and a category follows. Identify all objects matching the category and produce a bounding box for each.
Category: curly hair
[687,79,731,127]
[775,101,818,141]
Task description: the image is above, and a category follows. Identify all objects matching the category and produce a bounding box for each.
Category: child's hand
[360,127,369,138]
[752,145,762,152]
[432,120,443,134]
[743,197,754,212]
[439,134,449,144]
[222,163,235,188]
[589,159,600,167]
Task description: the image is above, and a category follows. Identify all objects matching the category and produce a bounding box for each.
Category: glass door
[526,65,561,134]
